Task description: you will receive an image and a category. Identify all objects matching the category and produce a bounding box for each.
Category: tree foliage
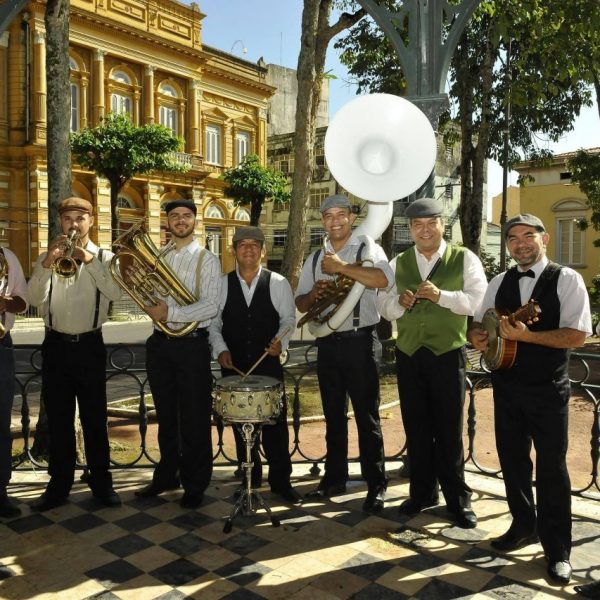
[335,0,598,253]
[70,113,186,242]
[568,150,600,246]
[222,154,290,226]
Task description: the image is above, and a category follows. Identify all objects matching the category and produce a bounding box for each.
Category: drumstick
[406,257,442,312]
[230,364,246,378]
[241,327,291,380]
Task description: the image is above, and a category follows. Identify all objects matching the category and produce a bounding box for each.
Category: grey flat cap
[164,199,197,215]
[232,226,265,243]
[504,213,545,238]
[320,194,351,214]
[405,198,443,218]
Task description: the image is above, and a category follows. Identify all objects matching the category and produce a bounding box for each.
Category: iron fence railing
[10,343,600,500]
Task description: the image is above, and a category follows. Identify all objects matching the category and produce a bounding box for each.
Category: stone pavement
[1,463,599,599]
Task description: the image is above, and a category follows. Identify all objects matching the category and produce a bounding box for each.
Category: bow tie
[516,269,535,280]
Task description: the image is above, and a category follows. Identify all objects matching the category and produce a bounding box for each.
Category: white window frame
[70,83,79,132]
[205,124,222,165]
[111,93,132,116]
[159,106,178,136]
[556,217,585,266]
[236,131,250,165]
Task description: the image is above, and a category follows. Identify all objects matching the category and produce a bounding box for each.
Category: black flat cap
[504,214,545,238]
[320,194,351,214]
[164,199,197,215]
[405,198,443,218]
[232,226,265,243]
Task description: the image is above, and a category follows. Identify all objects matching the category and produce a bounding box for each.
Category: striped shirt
[161,238,222,329]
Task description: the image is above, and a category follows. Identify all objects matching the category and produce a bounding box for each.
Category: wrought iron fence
[10,342,600,499]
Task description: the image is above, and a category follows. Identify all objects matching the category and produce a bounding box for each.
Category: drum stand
[223,421,280,534]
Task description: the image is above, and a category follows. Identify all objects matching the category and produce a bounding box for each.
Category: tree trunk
[45,0,72,240]
[281,2,366,290]
[250,199,263,226]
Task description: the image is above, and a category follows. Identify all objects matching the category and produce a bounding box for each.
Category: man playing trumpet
[28,197,122,510]
[295,194,391,513]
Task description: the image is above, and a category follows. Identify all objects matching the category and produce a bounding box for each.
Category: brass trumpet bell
[52,230,80,278]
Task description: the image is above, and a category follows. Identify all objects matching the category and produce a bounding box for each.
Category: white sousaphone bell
[308,93,437,338]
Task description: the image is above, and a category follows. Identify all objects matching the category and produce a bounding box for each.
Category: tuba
[0,251,8,339]
[303,93,438,337]
[110,219,199,337]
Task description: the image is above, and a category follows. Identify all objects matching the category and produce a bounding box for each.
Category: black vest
[221,269,283,379]
[492,262,569,385]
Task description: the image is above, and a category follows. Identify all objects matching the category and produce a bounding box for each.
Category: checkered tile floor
[1,463,599,599]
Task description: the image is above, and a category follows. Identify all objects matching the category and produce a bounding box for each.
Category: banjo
[481,300,541,370]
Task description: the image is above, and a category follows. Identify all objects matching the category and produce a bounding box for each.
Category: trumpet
[52,230,81,278]
[0,252,8,339]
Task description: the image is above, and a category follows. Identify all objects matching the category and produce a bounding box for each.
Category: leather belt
[153,328,208,340]
[45,328,102,343]
[323,326,375,340]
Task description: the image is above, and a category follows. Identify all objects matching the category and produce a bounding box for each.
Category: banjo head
[481,308,506,370]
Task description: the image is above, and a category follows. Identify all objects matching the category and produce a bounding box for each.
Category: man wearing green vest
[377,198,487,528]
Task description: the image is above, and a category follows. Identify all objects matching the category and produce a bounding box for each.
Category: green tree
[222,154,290,226]
[568,149,600,245]
[45,0,72,239]
[336,0,596,253]
[70,113,187,242]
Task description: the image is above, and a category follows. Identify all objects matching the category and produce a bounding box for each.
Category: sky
[195,0,600,205]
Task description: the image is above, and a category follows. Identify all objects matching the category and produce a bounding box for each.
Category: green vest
[395,245,467,356]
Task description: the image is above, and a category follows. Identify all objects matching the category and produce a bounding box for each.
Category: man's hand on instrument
[309,279,330,303]
[265,337,282,357]
[144,299,168,322]
[399,289,416,310]
[218,351,234,370]
[467,324,489,352]
[415,281,441,304]
[499,316,529,341]
[322,252,347,276]
[72,246,94,265]
[41,234,69,269]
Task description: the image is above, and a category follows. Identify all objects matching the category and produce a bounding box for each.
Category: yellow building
[0,0,275,274]
[490,185,521,225]
[514,149,600,286]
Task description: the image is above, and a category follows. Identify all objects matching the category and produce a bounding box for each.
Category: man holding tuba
[0,246,28,519]
[135,199,221,509]
[295,194,392,513]
[377,198,487,529]
[28,197,122,510]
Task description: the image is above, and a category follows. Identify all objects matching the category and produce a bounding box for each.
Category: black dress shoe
[30,494,68,512]
[547,560,572,584]
[398,496,439,516]
[94,489,122,507]
[449,507,477,529]
[0,496,21,519]
[574,579,600,598]
[180,492,203,509]
[490,529,538,551]
[362,486,385,514]
[272,487,303,505]
[0,565,12,580]
[305,483,346,499]
[135,481,180,497]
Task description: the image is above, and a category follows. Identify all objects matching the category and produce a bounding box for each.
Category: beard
[168,224,194,239]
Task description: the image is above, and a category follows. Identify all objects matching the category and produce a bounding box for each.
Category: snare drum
[212,375,282,423]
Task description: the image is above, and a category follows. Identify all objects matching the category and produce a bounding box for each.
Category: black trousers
[492,372,571,561]
[146,331,213,495]
[395,346,472,511]
[41,331,112,497]
[316,329,386,490]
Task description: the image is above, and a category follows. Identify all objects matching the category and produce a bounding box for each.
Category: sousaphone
[306,93,437,337]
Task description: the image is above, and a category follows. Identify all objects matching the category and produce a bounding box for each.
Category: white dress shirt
[295,234,394,331]
[474,255,593,334]
[28,241,121,334]
[159,238,221,329]
[0,248,29,333]
[209,266,296,358]
[377,239,488,321]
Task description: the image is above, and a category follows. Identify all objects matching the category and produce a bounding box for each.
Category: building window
[309,187,330,209]
[205,226,222,260]
[111,93,132,116]
[205,124,222,165]
[393,223,411,244]
[159,106,178,135]
[205,203,224,219]
[70,83,79,132]
[236,131,250,165]
[109,69,135,119]
[310,227,325,246]
[557,218,584,265]
[273,230,287,247]
[235,208,250,222]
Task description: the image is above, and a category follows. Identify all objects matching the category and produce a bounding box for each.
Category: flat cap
[164,199,197,215]
[233,226,265,243]
[405,197,443,219]
[319,194,351,214]
[504,213,545,238]
[58,197,93,215]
